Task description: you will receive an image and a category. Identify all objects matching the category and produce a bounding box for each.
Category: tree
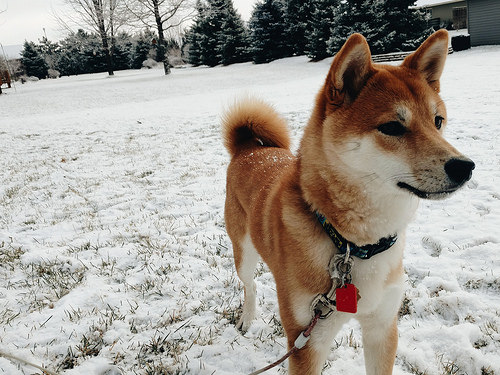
[382,0,432,52]
[21,41,49,79]
[125,0,194,74]
[132,29,157,68]
[38,37,60,71]
[327,0,432,55]
[218,0,251,65]
[56,0,127,76]
[284,0,314,56]
[305,0,338,61]
[185,1,206,66]
[249,0,290,64]
[185,0,250,67]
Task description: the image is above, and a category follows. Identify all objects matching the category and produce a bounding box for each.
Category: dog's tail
[222,98,291,157]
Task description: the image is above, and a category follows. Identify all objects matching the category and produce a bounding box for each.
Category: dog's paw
[236,312,255,333]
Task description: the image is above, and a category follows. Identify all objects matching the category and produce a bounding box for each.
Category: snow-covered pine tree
[199,0,226,67]
[305,0,339,61]
[284,0,314,56]
[21,41,49,79]
[382,0,432,52]
[132,30,157,69]
[327,0,378,55]
[218,0,251,65]
[112,32,134,71]
[249,0,291,64]
[328,0,432,55]
[185,1,207,66]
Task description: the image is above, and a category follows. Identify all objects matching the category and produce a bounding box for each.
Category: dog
[222,29,474,375]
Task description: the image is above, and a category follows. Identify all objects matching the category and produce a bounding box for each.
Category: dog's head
[314,30,474,200]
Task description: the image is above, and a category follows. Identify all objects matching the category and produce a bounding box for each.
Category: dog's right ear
[326,33,374,107]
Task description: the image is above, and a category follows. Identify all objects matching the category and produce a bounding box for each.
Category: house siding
[468,0,500,45]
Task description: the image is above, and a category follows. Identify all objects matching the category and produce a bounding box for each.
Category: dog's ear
[402,29,449,92]
[326,33,374,107]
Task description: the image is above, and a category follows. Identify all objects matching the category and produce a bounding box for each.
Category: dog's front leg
[286,312,351,375]
[358,284,404,375]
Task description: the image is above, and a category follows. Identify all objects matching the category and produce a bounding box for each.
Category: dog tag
[336,283,358,313]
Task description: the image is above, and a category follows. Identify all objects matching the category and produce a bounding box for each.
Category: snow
[1,46,499,375]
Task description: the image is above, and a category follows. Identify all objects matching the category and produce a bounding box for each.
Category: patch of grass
[24,259,86,301]
[0,241,25,271]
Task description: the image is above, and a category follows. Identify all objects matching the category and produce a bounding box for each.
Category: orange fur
[223,30,473,374]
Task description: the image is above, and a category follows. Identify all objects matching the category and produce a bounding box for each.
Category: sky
[0,0,257,47]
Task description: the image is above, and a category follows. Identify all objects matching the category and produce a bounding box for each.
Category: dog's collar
[315,212,397,259]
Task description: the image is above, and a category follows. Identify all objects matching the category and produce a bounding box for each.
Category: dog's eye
[435,116,444,130]
[377,121,407,136]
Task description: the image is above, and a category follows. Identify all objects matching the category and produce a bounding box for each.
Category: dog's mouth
[397,182,458,200]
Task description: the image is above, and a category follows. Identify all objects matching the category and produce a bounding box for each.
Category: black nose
[444,158,475,185]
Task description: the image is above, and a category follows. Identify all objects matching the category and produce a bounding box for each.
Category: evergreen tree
[218,1,251,65]
[284,0,314,56]
[112,32,134,71]
[186,0,250,67]
[328,0,432,55]
[200,0,225,67]
[249,0,290,64]
[132,30,157,69]
[305,0,338,61]
[21,41,49,79]
[185,1,207,66]
[382,0,432,52]
[328,0,378,55]
[57,30,90,76]
[38,37,60,71]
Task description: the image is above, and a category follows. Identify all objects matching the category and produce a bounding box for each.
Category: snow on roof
[415,0,464,7]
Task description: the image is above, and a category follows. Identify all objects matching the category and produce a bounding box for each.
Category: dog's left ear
[327,33,374,106]
[402,29,449,92]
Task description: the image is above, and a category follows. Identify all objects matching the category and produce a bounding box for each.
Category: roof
[415,0,465,7]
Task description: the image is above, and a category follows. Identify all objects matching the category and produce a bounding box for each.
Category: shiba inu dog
[223,30,474,374]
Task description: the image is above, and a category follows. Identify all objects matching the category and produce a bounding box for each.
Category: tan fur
[223,30,473,374]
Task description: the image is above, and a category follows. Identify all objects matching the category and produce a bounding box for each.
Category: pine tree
[284,0,314,56]
[382,0,432,52]
[112,32,134,71]
[132,30,157,69]
[21,41,49,79]
[306,0,338,61]
[328,0,432,55]
[186,0,250,67]
[218,2,251,65]
[185,1,207,66]
[200,0,225,67]
[57,30,90,76]
[327,0,376,55]
[249,0,291,64]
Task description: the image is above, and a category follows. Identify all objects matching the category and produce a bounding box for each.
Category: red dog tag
[336,283,358,313]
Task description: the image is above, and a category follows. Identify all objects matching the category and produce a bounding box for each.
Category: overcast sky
[0,0,256,46]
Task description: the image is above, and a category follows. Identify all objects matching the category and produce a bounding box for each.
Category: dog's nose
[444,158,475,185]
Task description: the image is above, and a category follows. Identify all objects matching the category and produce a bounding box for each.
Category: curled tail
[222,98,291,157]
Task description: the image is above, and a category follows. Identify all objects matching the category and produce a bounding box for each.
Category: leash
[247,311,322,375]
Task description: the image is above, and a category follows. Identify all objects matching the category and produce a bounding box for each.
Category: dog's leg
[234,233,260,332]
[358,285,404,375]
[285,305,351,375]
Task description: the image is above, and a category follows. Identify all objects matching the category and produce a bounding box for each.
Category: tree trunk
[93,0,114,76]
[153,0,171,75]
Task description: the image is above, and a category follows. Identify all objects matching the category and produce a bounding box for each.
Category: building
[467,0,500,46]
[415,0,468,29]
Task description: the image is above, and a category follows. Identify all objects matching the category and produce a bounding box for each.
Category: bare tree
[56,0,128,76]
[126,0,194,75]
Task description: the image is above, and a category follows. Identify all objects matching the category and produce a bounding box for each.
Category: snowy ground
[0,46,499,375]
